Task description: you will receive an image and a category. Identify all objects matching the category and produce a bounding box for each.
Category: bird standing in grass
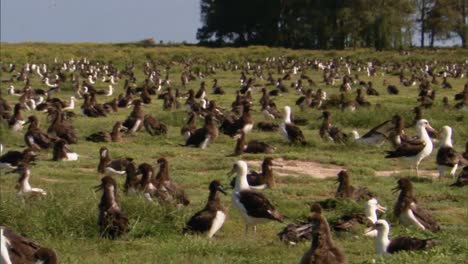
[385,119,436,176]
[228,160,284,235]
[280,106,307,145]
[183,180,227,238]
[436,126,459,179]
[300,203,347,264]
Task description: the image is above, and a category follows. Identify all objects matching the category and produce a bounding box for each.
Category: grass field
[0,44,467,263]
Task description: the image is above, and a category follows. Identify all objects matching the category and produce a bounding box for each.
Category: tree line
[196,0,468,49]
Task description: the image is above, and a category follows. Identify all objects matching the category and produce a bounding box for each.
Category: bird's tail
[268,209,286,222]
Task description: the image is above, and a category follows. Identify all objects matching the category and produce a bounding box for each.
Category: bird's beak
[217,186,227,195]
[120,126,128,132]
[426,125,438,137]
[377,204,387,213]
[391,186,400,194]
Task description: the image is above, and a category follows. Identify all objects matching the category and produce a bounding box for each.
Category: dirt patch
[375,170,439,178]
[246,158,344,179]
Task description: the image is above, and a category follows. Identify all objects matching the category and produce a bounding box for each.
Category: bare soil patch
[246,158,344,179]
[375,170,439,178]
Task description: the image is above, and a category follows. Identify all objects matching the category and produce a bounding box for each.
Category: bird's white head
[440,125,452,147]
[416,119,436,137]
[416,119,431,129]
[365,198,387,221]
[228,160,249,190]
[373,219,390,234]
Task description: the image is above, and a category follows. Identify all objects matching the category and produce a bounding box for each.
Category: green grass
[0,44,467,263]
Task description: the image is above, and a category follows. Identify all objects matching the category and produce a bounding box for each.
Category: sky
[0,1,462,46]
[0,0,201,43]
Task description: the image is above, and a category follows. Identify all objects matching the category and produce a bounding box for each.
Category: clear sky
[0,0,201,43]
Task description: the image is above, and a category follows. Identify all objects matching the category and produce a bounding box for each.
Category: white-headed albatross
[280,106,307,145]
[436,126,459,179]
[228,160,284,235]
[371,219,438,255]
[385,119,436,176]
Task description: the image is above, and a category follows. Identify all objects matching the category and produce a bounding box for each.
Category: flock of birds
[0,55,467,263]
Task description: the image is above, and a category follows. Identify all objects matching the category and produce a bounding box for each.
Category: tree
[451,0,468,47]
[197,0,416,49]
[414,0,435,47]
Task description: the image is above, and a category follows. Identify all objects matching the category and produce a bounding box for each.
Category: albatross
[385,119,436,176]
[228,160,284,235]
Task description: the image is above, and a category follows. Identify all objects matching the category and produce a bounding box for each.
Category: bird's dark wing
[386,141,426,158]
[361,119,394,138]
[4,227,42,263]
[0,151,22,163]
[238,190,283,221]
[186,127,208,146]
[436,147,458,166]
[387,236,437,253]
[411,203,440,232]
[185,210,215,233]
[285,124,306,144]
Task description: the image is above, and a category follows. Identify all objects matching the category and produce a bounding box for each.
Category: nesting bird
[183,180,227,238]
[233,132,276,156]
[229,160,284,235]
[143,114,168,136]
[371,219,438,255]
[97,147,133,176]
[52,139,78,161]
[332,197,386,237]
[86,121,127,142]
[335,170,374,201]
[393,177,440,232]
